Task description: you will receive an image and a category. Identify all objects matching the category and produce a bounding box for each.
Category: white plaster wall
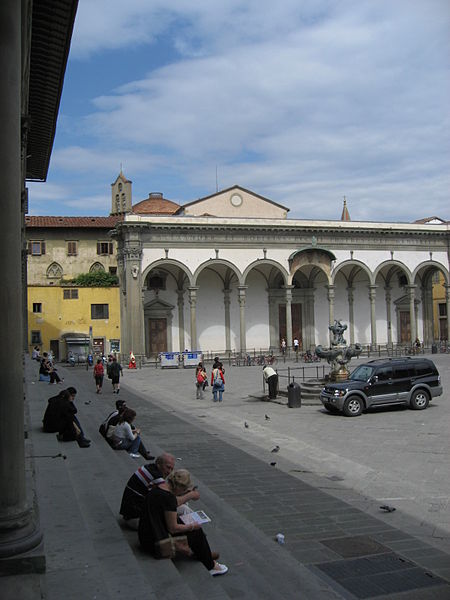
[195,269,225,351]
[218,249,263,276]
[333,271,350,327]
[245,270,270,350]
[347,251,392,273]
[352,277,371,344]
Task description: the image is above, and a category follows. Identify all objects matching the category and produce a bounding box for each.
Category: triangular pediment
[176,185,289,219]
[144,298,174,311]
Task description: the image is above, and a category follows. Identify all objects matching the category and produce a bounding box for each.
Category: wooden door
[292,303,302,349]
[278,303,302,347]
[148,318,167,355]
[399,311,410,343]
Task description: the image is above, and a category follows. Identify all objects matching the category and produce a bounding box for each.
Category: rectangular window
[63,289,79,299]
[67,241,78,256]
[28,241,46,256]
[438,303,447,318]
[97,242,113,255]
[32,302,42,313]
[31,330,41,344]
[109,266,117,275]
[91,304,109,319]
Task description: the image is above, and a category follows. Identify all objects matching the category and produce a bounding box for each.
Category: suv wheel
[343,396,363,417]
[410,389,429,410]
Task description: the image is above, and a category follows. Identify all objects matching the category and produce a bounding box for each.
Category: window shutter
[27,242,32,254]
[41,242,46,255]
[97,242,101,255]
[109,242,113,254]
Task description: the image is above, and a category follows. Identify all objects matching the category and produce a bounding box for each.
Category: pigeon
[244,422,249,429]
[271,445,280,453]
[265,414,270,420]
[84,401,91,405]
[380,505,396,513]
[270,462,277,467]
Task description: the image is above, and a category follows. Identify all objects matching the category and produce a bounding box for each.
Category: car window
[350,365,374,381]
[375,366,392,381]
[415,362,433,376]
[393,365,415,379]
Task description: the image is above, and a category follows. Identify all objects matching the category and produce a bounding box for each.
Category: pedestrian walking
[109,356,123,394]
[211,363,225,402]
[195,362,207,399]
[93,359,104,394]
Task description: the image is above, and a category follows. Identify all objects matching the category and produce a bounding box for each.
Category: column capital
[326,284,335,300]
[368,284,377,300]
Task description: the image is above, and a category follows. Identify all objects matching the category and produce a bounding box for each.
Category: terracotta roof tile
[132,194,180,215]
[25,215,123,228]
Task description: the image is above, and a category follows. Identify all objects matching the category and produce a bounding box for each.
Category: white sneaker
[129,453,141,458]
[210,562,228,576]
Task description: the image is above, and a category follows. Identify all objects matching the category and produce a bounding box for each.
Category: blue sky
[28,0,450,222]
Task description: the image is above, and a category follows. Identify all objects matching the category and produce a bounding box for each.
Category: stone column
[407,285,417,344]
[223,288,231,352]
[238,286,248,354]
[0,0,42,558]
[267,293,277,349]
[368,285,377,348]
[347,286,355,345]
[445,285,450,343]
[284,286,294,348]
[305,288,316,348]
[421,285,433,346]
[177,289,185,352]
[384,286,393,347]
[188,287,199,350]
[326,285,335,345]
[123,242,145,356]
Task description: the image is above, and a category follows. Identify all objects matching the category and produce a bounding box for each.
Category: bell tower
[111,170,132,215]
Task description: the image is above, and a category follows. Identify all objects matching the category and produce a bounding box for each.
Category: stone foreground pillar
[0,0,42,558]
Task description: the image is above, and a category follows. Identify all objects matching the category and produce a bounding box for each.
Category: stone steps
[24,360,337,600]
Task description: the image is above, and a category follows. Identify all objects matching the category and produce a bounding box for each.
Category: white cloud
[49,0,450,220]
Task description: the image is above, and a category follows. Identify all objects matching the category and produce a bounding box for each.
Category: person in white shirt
[263,365,278,399]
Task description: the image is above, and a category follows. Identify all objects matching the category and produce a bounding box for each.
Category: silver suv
[320,357,442,417]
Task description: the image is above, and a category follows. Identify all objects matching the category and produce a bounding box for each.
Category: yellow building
[26,216,122,360]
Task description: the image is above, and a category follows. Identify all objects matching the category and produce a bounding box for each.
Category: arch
[412,260,449,285]
[89,262,105,273]
[46,262,63,279]
[142,259,194,287]
[289,247,336,262]
[373,260,412,285]
[193,258,243,285]
[289,263,331,286]
[332,260,372,285]
[242,259,289,286]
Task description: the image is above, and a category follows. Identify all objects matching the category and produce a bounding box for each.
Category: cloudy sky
[28,0,450,222]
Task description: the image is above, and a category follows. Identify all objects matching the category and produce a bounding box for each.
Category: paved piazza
[122,353,450,553]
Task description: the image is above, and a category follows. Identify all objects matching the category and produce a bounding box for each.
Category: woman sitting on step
[138,469,228,576]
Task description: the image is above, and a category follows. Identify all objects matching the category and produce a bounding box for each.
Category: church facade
[110,176,449,357]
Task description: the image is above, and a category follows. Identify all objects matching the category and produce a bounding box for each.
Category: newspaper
[180,510,211,525]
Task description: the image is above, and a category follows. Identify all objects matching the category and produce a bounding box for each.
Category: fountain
[316,320,362,381]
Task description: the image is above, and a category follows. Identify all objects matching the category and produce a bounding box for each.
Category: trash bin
[431,343,437,354]
[287,382,301,408]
